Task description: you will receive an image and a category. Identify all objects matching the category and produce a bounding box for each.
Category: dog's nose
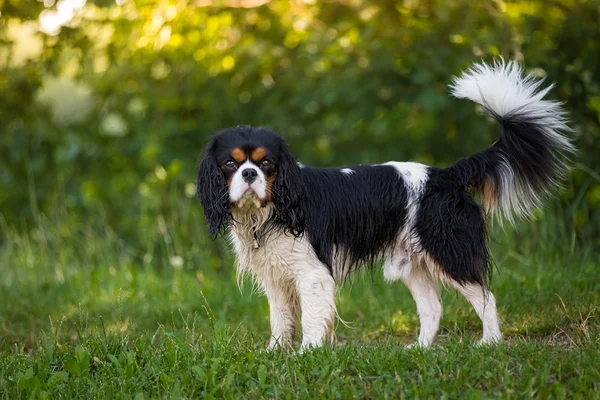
[241,168,258,184]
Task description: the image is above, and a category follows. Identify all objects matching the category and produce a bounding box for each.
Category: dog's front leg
[295,264,336,351]
[263,276,297,350]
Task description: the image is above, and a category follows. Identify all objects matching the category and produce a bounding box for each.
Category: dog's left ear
[272,140,305,237]
[197,145,230,238]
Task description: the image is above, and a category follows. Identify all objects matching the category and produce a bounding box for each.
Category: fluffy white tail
[449,59,575,222]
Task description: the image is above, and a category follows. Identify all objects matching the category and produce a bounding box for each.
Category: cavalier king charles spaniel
[197,60,574,351]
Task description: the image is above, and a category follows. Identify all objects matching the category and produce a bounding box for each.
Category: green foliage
[64,345,91,378]
[0,0,599,243]
[3,337,600,398]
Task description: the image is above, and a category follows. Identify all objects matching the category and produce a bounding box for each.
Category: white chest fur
[230,215,317,287]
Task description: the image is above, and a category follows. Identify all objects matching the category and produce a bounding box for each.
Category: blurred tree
[0,0,598,243]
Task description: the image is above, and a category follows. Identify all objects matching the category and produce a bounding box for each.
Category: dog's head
[197,126,304,238]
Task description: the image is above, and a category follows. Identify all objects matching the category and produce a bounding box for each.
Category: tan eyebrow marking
[251,147,267,162]
[231,148,246,163]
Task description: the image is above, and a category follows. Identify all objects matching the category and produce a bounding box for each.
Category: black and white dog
[197,60,574,350]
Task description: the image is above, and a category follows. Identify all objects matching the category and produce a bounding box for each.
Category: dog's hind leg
[446,279,502,345]
[401,260,443,348]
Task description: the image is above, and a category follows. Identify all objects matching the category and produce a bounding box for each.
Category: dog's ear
[197,145,230,238]
[272,140,305,237]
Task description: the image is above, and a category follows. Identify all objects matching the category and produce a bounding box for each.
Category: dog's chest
[232,229,288,268]
[230,228,311,278]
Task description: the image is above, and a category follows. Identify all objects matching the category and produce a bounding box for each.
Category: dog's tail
[447,59,575,223]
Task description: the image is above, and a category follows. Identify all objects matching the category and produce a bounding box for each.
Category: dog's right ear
[197,145,230,239]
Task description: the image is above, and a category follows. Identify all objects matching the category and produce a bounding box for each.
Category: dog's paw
[476,336,502,346]
[405,341,432,350]
[297,343,314,355]
[297,339,330,355]
[475,338,502,347]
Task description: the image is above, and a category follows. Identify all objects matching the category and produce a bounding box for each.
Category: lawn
[0,203,599,399]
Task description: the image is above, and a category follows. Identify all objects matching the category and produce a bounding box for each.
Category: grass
[0,201,599,398]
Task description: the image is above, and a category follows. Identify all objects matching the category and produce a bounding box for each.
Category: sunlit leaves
[0,0,598,243]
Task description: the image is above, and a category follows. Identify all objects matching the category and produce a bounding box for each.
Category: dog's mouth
[243,184,257,194]
[232,190,264,209]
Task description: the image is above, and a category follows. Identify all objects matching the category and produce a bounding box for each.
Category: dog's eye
[224,160,236,168]
[261,159,272,167]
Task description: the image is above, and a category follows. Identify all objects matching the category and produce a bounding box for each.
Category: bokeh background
[1,0,599,343]
[2,0,600,234]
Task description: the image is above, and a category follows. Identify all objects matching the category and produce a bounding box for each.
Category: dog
[197,60,574,351]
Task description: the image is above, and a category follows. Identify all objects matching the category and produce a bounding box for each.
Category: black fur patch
[301,165,409,276]
[415,167,491,285]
